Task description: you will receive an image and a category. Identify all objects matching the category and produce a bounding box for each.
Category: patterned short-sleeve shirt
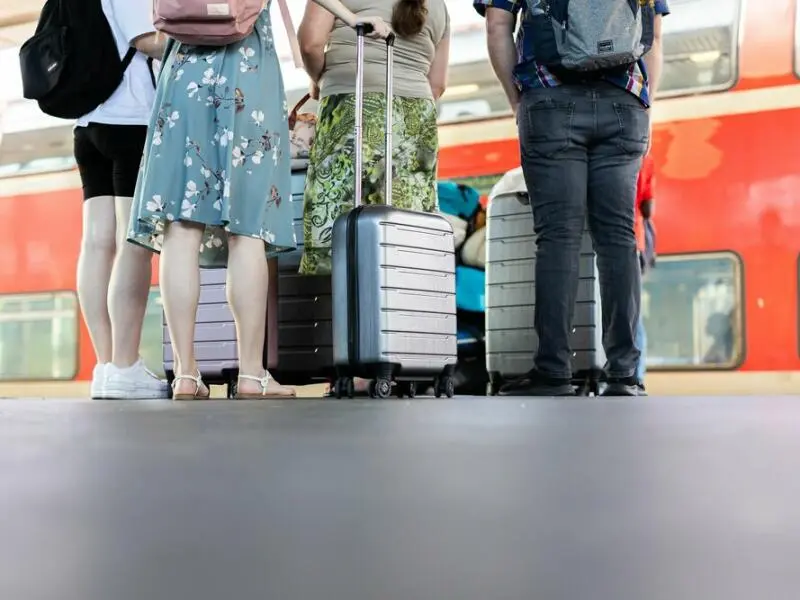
[473,0,670,107]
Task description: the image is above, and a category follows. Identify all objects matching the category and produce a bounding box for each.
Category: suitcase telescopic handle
[354,23,396,45]
[354,24,395,209]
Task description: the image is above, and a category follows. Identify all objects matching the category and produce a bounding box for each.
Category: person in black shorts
[73,0,167,399]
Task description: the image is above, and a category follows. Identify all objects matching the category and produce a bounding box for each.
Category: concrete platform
[1,397,799,600]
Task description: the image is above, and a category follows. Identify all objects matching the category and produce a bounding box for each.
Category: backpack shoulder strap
[276,0,303,68]
[120,46,137,71]
[147,57,156,87]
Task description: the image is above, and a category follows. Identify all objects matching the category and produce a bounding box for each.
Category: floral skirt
[298,93,439,276]
[128,7,296,267]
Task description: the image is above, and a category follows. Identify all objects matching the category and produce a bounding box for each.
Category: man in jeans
[475,0,668,396]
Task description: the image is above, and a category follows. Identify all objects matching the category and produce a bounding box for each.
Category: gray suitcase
[273,165,335,385]
[485,174,605,396]
[330,25,458,399]
[163,261,278,397]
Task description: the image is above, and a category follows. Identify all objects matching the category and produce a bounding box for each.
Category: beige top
[320,0,449,100]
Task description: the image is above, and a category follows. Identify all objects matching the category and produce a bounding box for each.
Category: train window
[658,0,742,97]
[642,253,743,369]
[140,288,165,378]
[0,156,76,179]
[0,292,78,380]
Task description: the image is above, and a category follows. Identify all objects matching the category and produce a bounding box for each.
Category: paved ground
[1,397,799,600]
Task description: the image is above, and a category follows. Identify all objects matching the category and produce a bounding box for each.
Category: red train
[1,0,798,395]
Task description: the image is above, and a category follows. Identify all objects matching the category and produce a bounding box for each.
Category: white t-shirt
[75,0,156,127]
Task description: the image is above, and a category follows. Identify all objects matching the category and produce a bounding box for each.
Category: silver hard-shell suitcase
[163,261,278,397]
[330,25,458,399]
[485,169,606,396]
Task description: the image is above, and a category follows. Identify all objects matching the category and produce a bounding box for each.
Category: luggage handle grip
[356,23,373,35]
[355,23,397,47]
[354,24,394,209]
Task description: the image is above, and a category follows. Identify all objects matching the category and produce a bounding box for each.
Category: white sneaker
[90,363,109,399]
[104,359,170,399]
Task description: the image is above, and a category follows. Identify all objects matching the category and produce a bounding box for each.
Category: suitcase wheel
[487,372,503,396]
[434,376,455,399]
[369,378,392,399]
[396,382,417,399]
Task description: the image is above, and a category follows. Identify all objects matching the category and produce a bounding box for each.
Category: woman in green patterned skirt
[297,0,451,276]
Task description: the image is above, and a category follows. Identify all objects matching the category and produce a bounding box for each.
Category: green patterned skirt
[298,93,439,276]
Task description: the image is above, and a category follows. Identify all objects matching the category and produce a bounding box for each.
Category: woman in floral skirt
[128,0,391,399]
[297,0,450,276]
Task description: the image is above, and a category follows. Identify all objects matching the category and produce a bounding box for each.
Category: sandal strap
[238,372,272,396]
[172,371,204,389]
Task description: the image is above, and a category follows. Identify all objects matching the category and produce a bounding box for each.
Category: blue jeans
[518,82,647,379]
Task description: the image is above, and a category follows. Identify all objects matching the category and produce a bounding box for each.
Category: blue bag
[438,182,481,221]
[456,265,485,313]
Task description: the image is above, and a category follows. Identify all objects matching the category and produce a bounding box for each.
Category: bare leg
[109,196,154,367]
[76,196,116,364]
[160,220,208,397]
[227,234,293,397]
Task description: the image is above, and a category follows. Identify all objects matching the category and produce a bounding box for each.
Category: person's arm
[428,24,451,100]
[299,2,336,83]
[106,0,165,59]
[643,4,667,153]
[644,12,665,100]
[310,0,358,27]
[481,4,520,116]
[132,32,167,60]
[310,0,392,39]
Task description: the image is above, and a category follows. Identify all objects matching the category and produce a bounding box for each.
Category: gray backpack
[528,0,653,72]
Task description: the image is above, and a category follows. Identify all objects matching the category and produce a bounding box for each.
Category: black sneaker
[498,369,575,397]
[601,376,646,397]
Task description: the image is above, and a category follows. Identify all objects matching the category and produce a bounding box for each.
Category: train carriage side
[1,0,800,395]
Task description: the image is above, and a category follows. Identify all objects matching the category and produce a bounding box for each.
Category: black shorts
[73,123,147,200]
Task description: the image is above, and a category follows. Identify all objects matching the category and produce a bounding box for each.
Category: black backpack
[18,0,140,119]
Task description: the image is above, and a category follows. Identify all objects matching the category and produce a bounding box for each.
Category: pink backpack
[153,0,265,46]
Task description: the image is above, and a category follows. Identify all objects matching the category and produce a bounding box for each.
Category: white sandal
[172,371,210,400]
[234,372,296,399]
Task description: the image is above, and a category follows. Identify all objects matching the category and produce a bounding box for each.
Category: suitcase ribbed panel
[485,193,605,381]
[331,206,458,375]
[164,341,239,364]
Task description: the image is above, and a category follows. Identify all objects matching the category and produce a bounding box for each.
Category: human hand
[355,16,393,40]
[309,80,320,100]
